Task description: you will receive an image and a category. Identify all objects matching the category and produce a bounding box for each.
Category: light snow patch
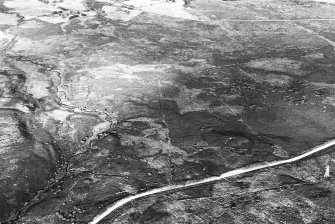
[38,15,69,24]
[0,13,19,25]
[102,6,142,21]
[126,0,198,20]
[101,0,198,21]
[4,0,87,20]
[4,0,55,19]
[57,0,87,11]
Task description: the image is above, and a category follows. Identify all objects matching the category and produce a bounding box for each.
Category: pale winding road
[90,139,335,224]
